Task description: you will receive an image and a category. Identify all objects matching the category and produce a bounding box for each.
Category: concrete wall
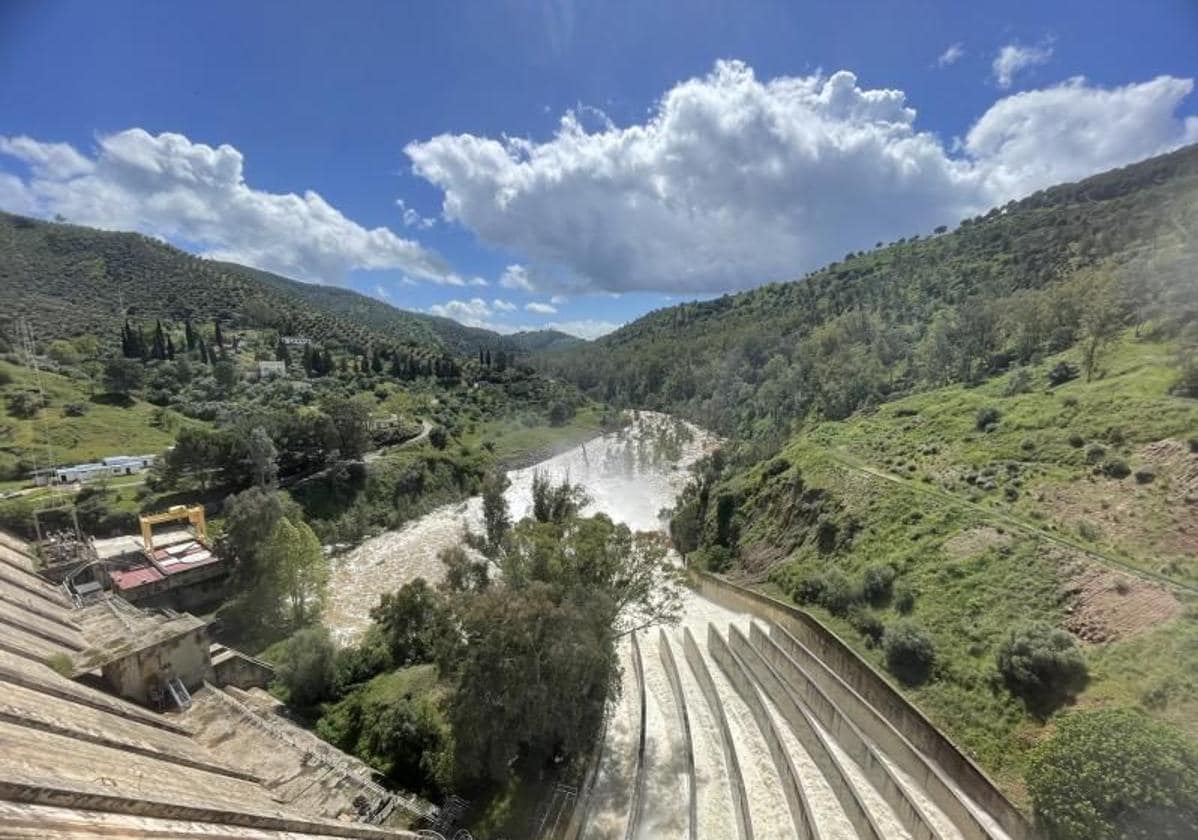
[689,571,1034,840]
[765,623,992,840]
[728,623,885,840]
[746,625,938,840]
[212,650,275,691]
[706,626,816,840]
[681,628,753,840]
[103,628,213,705]
[625,630,648,840]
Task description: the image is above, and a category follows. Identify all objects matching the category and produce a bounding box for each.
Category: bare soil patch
[1059,556,1181,643]
[941,525,1011,559]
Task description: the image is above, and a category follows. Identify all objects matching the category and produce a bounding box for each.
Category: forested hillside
[0,212,569,357]
[540,144,1198,441]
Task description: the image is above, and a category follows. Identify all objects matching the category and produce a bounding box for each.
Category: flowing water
[324,411,716,642]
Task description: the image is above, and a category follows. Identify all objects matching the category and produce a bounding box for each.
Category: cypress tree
[166,333,176,361]
[198,337,209,365]
[184,318,196,351]
[214,320,225,348]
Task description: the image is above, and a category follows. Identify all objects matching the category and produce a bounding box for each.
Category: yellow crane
[139,505,207,552]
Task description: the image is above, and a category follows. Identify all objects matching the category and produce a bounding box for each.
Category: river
[323,411,717,642]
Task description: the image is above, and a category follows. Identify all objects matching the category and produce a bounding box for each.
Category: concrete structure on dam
[571,573,1034,840]
[0,528,429,839]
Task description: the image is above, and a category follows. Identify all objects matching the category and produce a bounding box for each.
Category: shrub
[819,569,859,616]
[273,626,339,710]
[791,572,828,605]
[1048,361,1079,386]
[428,425,448,450]
[893,582,917,614]
[1133,466,1156,484]
[1190,436,1198,454]
[861,564,896,605]
[996,623,1088,717]
[692,545,733,574]
[848,606,884,645]
[1067,432,1085,448]
[1085,444,1106,463]
[62,401,89,417]
[1027,708,1198,840]
[1020,437,1035,452]
[883,622,936,685]
[1101,459,1131,479]
[6,390,44,418]
[975,406,1001,431]
[1003,367,1032,397]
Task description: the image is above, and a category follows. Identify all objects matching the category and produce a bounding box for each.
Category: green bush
[1027,708,1198,840]
[996,623,1088,717]
[1048,361,1079,386]
[692,545,733,574]
[847,606,884,645]
[1085,443,1106,463]
[273,626,339,710]
[893,582,917,614]
[883,622,936,685]
[1101,459,1131,479]
[975,406,1001,431]
[1067,432,1085,448]
[62,401,89,417]
[1133,466,1156,484]
[861,564,896,605]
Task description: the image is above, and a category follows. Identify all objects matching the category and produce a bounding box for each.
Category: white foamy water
[636,632,690,840]
[324,412,716,641]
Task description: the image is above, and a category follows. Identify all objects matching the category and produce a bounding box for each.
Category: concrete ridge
[0,589,82,633]
[707,625,819,840]
[657,629,698,840]
[681,626,752,840]
[747,624,942,840]
[728,623,886,840]
[0,562,71,612]
[688,571,1033,840]
[200,684,434,823]
[0,658,192,736]
[0,608,85,651]
[767,623,1000,840]
[0,775,415,839]
[622,630,648,840]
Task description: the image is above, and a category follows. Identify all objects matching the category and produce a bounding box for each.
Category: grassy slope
[731,333,1197,805]
[0,359,191,483]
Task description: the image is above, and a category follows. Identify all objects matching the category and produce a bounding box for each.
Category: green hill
[0,211,574,357]
[539,143,1198,439]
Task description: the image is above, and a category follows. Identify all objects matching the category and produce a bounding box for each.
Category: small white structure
[280,336,310,346]
[42,454,156,485]
[257,360,286,379]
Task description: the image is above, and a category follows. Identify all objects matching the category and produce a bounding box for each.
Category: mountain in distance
[0,211,579,356]
[538,143,1198,436]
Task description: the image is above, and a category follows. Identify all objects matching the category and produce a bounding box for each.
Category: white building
[35,454,157,485]
[258,360,286,379]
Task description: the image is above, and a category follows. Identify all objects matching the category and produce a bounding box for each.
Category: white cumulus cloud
[407,60,1198,295]
[498,264,535,291]
[492,298,517,312]
[396,198,436,229]
[0,129,455,285]
[992,41,1053,89]
[937,43,965,68]
[525,301,557,314]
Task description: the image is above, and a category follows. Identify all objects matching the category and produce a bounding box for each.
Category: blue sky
[1,1,1196,338]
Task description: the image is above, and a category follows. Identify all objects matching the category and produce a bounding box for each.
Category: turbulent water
[323,411,717,641]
